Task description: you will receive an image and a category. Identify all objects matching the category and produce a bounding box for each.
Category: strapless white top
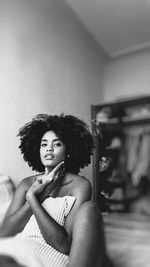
[0,196,76,267]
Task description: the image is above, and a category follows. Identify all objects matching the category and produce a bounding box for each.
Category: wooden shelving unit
[91,96,150,212]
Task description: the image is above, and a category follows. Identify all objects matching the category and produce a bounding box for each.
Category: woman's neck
[44,167,53,175]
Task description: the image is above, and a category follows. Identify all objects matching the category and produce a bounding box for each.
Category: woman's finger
[43,161,65,184]
[53,167,65,182]
[51,161,65,175]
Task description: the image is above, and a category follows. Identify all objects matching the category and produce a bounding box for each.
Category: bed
[1,175,150,267]
[0,174,15,225]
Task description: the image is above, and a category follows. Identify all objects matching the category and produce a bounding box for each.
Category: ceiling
[66,0,150,58]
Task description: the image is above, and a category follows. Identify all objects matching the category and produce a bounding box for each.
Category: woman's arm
[0,178,32,237]
[27,190,69,253]
[26,175,92,255]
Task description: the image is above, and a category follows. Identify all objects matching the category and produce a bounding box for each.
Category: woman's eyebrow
[53,138,61,142]
[41,139,48,142]
[41,138,61,142]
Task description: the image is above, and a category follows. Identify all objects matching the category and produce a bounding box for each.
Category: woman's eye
[41,143,47,147]
[53,142,62,147]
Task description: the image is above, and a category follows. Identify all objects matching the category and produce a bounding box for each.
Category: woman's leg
[67,201,113,267]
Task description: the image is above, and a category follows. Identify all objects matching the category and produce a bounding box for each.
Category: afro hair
[18,114,94,174]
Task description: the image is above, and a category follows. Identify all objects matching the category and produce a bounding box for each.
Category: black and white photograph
[0,1,150,266]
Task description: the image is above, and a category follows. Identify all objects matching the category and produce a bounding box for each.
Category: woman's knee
[75,201,103,228]
[73,201,105,247]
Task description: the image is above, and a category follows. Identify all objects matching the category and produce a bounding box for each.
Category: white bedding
[0,175,15,224]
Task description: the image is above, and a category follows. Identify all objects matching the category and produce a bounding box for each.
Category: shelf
[91,95,150,114]
[91,96,150,212]
[122,116,150,126]
[95,117,150,132]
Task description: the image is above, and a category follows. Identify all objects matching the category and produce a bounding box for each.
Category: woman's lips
[44,154,54,159]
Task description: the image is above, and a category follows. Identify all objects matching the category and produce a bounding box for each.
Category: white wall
[102,49,150,102]
[0,0,106,185]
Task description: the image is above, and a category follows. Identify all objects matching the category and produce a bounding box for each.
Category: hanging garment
[132,132,150,186]
[125,127,142,175]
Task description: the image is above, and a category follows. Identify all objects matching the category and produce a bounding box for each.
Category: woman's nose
[46,145,53,151]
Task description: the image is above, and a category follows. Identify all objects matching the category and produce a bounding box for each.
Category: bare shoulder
[69,174,92,200]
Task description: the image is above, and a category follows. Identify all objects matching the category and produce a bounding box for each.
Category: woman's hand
[39,161,65,202]
[26,179,49,202]
[42,161,65,184]
[26,161,65,203]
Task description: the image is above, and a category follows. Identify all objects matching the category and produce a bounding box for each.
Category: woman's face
[40,131,66,171]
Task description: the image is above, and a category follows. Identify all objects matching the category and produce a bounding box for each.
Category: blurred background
[1,1,150,266]
[1,0,150,188]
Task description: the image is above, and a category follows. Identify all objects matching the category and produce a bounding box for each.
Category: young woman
[0,114,95,267]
